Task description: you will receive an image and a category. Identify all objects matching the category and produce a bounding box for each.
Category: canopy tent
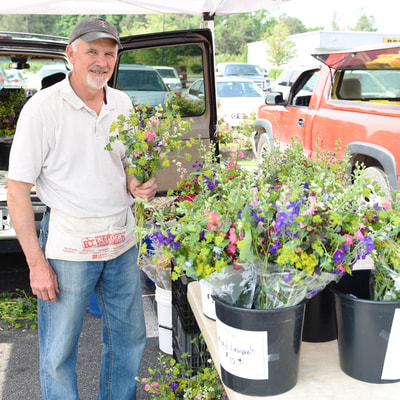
[1,0,290,17]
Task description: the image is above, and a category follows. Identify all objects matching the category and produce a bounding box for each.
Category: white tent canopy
[1,0,290,16]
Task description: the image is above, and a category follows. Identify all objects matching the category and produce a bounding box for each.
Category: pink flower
[344,234,353,245]
[354,230,364,241]
[196,394,202,399]
[238,151,244,159]
[144,384,150,392]
[228,227,238,244]
[336,264,346,273]
[149,115,160,126]
[145,130,156,142]
[228,243,237,254]
[151,382,159,388]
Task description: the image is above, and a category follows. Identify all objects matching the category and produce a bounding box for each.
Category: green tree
[0,14,59,34]
[214,11,276,59]
[331,12,341,31]
[279,15,307,35]
[351,11,377,32]
[266,21,297,67]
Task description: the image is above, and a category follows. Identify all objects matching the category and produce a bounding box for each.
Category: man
[7,17,157,399]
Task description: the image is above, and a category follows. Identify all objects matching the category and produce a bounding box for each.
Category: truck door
[279,70,319,153]
[114,29,217,194]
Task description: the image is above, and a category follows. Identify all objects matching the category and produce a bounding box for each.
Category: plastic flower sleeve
[204,262,258,309]
[370,262,400,301]
[254,265,342,309]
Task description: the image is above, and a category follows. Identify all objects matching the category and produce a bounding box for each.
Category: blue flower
[333,248,346,263]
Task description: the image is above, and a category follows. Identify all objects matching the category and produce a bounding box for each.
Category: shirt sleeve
[8,95,49,185]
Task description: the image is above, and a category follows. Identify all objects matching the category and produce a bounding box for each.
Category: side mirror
[266,92,284,105]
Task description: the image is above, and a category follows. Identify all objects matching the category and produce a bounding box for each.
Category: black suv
[0,30,217,252]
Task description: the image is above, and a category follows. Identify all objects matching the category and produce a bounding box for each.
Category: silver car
[116,64,170,108]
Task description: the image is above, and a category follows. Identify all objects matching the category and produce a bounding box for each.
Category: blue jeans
[38,212,146,400]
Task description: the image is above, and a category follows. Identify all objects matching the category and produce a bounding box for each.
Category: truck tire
[256,134,272,165]
[364,166,392,204]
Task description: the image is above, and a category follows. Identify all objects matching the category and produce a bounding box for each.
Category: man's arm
[7,179,59,302]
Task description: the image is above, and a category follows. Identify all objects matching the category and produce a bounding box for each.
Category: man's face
[67,38,118,90]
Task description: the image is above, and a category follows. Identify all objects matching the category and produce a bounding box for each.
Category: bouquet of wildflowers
[238,141,380,308]
[150,140,381,309]
[150,145,252,281]
[368,192,400,301]
[106,99,195,255]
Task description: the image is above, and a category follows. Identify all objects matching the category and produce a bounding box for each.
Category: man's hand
[29,253,60,303]
[7,179,60,302]
[127,175,157,202]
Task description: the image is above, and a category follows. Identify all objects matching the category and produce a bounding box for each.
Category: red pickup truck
[251,44,400,197]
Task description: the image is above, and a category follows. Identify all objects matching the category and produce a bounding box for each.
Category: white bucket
[155,285,172,354]
[199,279,216,320]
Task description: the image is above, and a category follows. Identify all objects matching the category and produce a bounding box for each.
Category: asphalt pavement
[0,253,161,400]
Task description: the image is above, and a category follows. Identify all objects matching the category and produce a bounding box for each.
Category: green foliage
[171,94,205,117]
[0,289,37,330]
[0,89,28,136]
[269,68,284,79]
[139,337,226,399]
[266,21,297,67]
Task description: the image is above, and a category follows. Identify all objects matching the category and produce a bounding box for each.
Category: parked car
[116,64,170,108]
[216,62,271,93]
[0,29,217,252]
[186,78,204,99]
[153,65,183,94]
[216,77,265,126]
[4,69,27,87]
[273,67,307,98]
[186,77,265,126]
[251,43,400,200]
[173,65,188,88]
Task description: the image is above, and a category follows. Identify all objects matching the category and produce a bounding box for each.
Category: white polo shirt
[9,75,137,261]
[9,74,132,218]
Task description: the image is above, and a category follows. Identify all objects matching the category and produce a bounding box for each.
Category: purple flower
[170,381,179,390]
[357,235,375,259]
[333,248,346,263]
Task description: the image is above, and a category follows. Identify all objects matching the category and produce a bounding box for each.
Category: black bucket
[214,297,305,396]
[331,270,400,383]
[302,287,337,342]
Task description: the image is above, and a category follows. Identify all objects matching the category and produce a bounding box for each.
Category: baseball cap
[69,17,121,46]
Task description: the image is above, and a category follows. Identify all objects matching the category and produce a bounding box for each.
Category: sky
[269,0,399,34]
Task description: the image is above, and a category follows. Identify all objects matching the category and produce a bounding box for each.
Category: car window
[225,64,262,76]
[289,70,320,107]
[0,56,69,94]
[217,81,263,98]
[277,69,302,87]
[336,70,400,101]
[116,44,205,116]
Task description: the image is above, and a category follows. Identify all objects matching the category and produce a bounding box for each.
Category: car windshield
[155,68,178,79]
[116,68,166,92]
[225,64,262,76]
[217,81,263,98]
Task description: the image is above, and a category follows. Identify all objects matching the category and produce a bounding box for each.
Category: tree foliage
[266,21,297,67]
[351,12,377,32]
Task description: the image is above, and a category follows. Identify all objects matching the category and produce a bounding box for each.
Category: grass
[0,289,37,330]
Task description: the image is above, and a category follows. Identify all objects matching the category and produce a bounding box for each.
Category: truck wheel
[256,134,272,165]
[363,166,392,204]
